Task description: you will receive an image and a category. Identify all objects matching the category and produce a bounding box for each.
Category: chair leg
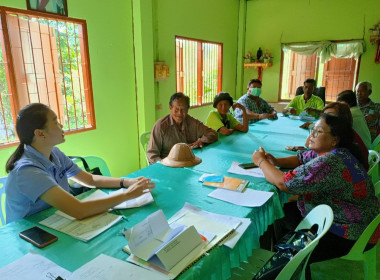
[362,246,376,280]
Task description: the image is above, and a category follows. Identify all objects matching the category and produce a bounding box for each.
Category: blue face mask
[250,88,262,97]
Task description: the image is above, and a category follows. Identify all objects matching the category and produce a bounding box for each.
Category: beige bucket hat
[161,143,202,168]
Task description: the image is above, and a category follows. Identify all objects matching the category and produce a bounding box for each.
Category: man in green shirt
[283,78,324,117]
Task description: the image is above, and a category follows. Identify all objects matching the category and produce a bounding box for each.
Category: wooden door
[322,57,356,102]
[287,52,317,99]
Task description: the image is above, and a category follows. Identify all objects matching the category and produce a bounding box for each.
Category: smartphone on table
[238,162,258,169]
[19,226,58,248]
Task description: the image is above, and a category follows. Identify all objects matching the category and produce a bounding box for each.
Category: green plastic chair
[233,205,333,280]
[140,131,151,164]
[367,150,380,185]
[0,176,7,226]
[71,155,111,176]
[340,213,380,280]
[371,134,380,153]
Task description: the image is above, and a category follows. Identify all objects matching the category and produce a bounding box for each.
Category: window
[0,7,94,147]
[280,45,360,102]
[175,36,222,107]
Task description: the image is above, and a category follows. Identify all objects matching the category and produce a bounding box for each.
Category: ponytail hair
[5,103,51,173]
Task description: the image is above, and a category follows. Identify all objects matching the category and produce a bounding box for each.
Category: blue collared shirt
[5,145,82,223]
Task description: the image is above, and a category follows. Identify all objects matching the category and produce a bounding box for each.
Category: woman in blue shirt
[5,103,155,223]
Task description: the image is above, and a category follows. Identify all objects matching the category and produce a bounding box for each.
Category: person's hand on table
[252,147,267,167]
[259,113,272,120]
[189,139,204,149]
[124,177,155,199]
[305,107,320,115]
[270,112,278,120]
[264,152,278,166]
[124,176,155,188]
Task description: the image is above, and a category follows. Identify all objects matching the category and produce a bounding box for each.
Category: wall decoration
[27,0,68,16]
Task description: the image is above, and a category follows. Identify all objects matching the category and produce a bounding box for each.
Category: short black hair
[247,79,262,87]
[304,78,316,87]
[213,92,233,108]
[169,92,190,108]
[337,90,357,107]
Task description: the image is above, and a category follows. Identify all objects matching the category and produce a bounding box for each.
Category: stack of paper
[124,206,237,279]
[39,211,122,242]
[208,188,273,207]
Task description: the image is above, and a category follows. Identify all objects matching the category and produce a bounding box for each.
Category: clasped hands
[252,147,277,167]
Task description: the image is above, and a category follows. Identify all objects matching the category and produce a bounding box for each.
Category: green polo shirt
[206,110,241,132]
[285,94,324,116]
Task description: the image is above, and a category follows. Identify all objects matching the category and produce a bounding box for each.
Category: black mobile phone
[238,162,258,169]
[19,226,58,248]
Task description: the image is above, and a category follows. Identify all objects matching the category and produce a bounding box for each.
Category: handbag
[68,156,103,195]
[252,224,319,280]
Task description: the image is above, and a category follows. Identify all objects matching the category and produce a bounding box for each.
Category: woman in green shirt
[206,92,248,135]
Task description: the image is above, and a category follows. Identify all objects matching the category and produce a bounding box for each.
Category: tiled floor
[229,244,380,279]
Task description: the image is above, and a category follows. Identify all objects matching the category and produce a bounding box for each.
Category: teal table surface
[0,116,310,279]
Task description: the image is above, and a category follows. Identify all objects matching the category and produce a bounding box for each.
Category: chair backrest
[140,131,151,164]
[0,176,7,226]
[368,150,380,184]
[371,134,380,153]
[276,204,334,280]
[295,86,326,105]
[374,181,380,198]
[343,213,380,259]
[72,156,111,177]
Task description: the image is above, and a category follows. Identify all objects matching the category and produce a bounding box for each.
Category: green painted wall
[0,0,140,177]
[153,0,240,123]
[243,0,380,103]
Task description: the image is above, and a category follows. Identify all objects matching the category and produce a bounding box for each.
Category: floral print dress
[283,148,380,243]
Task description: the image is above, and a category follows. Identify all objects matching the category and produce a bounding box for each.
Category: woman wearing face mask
[234,79,278,124]
[206,92,248,135]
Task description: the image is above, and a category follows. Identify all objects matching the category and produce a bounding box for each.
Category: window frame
[278,42,361,103]
[0,6,95,149]
[175,35,223,108]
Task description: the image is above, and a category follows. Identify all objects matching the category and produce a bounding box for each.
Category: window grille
[175,36,222,107]
[0,7,94,147]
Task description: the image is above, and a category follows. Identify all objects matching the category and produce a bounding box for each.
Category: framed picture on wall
[26,0,68,16]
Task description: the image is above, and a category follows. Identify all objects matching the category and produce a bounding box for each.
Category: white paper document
[111,189,154,209]
[208,188,273,207]
[39,211,122,242]
[69,254,167,280]
[0,252,71,280]
[124,210,203,271]
[228,161,266,178]
[171,203,251,249]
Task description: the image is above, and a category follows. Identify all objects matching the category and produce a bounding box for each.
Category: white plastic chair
[234,205,334,280]
[276,204,334,280]
[340,213,380,280]
[367,150,380,185]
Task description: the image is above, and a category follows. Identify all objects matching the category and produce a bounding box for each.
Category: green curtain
[282,40,366,63]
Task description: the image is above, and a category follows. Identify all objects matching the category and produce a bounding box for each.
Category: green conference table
[0,115,312,280]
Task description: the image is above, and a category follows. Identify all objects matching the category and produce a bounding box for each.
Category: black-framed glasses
[309,127,331,138]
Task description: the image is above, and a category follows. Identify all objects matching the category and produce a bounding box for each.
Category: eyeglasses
[309,127,331,138]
